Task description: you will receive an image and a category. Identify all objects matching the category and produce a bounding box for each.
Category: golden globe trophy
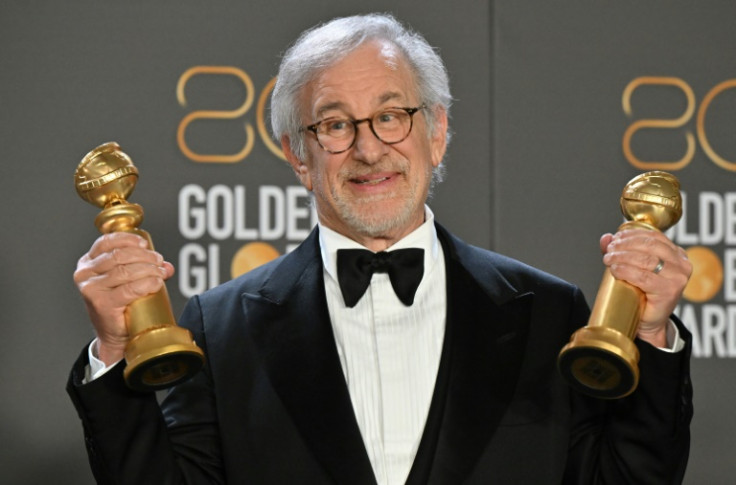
[75,142,205,391]
[558,171,682,399]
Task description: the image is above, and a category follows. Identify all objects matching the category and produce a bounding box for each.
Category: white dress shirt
[318,206,446,485]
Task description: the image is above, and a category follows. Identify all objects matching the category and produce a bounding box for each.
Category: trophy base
[557,326,640,399]
[123,325,205,392]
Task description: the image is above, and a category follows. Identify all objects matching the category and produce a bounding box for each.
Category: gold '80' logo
[623,76,736,171]
[176,66,285,163]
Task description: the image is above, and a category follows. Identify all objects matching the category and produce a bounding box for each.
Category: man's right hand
[73,232,175,366]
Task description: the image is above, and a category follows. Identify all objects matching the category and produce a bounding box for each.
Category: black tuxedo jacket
[68,224,692,484]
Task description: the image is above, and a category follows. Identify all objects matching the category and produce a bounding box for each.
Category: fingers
[89,231,150,258]
[75,233,172,298]
[599,233,614,254]
[81,266,168,307]
[73,233,175,355]
[602,229,692,331]
[603,230,691,288]
[75,233,172,285]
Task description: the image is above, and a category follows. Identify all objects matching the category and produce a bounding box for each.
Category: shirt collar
[319,206,439,284]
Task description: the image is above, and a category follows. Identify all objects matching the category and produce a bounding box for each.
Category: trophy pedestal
[124,325,205,391]
[557,326,640,399]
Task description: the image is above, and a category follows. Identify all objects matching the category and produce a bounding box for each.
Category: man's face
[282,40,447,248]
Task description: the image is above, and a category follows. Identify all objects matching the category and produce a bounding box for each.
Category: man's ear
[281,135,312,191]
[429,106,448,168]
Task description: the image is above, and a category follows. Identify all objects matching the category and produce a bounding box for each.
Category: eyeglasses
[304,105,426,154]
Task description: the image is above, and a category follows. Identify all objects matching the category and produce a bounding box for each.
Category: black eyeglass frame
[303,105,426,154]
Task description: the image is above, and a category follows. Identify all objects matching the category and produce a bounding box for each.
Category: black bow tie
[336,248,424,308]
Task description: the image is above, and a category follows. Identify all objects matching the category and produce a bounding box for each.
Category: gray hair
[270,13,452,182]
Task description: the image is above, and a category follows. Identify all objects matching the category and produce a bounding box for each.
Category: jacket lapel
[409,224,534,484]
[242,228,376,485]
[241,223,533,485]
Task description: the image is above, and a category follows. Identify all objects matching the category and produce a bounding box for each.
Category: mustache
[339,160,409,179]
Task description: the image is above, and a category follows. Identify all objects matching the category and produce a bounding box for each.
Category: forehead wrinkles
[301,41,419,119]
[314,92,406,119]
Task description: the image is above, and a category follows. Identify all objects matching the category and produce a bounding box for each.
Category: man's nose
[352,120,389,162]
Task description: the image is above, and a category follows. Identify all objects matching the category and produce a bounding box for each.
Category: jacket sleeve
[66,295,224,485]
[563,287,693,484]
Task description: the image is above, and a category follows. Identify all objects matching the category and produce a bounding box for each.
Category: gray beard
[308,158,438,240]
[333,190,419,238]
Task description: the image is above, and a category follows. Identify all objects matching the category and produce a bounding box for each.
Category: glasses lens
[372,109,412,143]
[316,118,353,153]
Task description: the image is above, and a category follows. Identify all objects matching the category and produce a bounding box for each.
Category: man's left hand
[600,229,692,348]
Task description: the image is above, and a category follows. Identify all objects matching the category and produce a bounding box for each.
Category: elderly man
[69,13,692,484]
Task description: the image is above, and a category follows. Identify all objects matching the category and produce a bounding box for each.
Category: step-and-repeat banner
[1,1,732,483]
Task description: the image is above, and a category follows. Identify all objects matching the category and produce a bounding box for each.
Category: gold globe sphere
[74,142,139,208]
[620,171,682,231]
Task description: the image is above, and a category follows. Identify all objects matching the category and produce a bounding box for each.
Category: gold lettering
[697,79,736,172]
[177,66,255,163]
[622,76,695,170]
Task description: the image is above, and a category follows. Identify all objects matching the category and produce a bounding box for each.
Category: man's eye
[323,119,350,133]
[376,112,398,124]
